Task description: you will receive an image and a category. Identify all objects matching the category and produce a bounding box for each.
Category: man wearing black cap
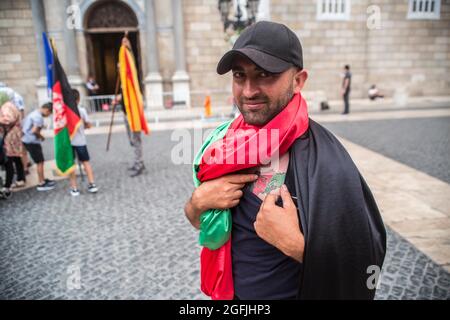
[185,21,386,300]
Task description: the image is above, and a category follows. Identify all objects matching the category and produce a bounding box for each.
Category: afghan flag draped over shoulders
[119,44,149,134]
[51,45,81,175]
[193,93,310,299]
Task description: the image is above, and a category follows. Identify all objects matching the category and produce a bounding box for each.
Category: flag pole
[106,31,129,151]
[106,73,121,152]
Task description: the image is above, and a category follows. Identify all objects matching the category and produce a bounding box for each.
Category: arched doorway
[84,0,142,95]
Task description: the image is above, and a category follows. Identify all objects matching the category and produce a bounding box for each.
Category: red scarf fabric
[198,92,309,182]
[197,92,309,299]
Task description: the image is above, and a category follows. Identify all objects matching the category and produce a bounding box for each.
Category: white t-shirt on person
[71,106,89,147]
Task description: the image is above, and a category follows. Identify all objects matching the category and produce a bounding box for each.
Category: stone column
[30,0,49,106]
[62,0,84,94]
[171,0,191,107]
[43,0,84,96]
[144,0,164,110]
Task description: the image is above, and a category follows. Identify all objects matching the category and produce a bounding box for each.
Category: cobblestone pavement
[322,116,450,184]
[1,120,449,299]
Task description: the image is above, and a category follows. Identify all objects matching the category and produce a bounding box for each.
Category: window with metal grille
[316,0,351,21]
[408,0,441,19]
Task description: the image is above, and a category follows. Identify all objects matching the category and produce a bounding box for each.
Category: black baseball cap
[217,21,303,75]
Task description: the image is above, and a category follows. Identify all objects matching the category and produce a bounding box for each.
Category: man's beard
[236,84,294,126]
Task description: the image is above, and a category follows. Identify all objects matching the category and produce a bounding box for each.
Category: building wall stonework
[182,0,233,108]
[269,0,370,100]
[0,0,40,109]
[365,0,450,98]
[154,0,175,97]
[0,0,449,110]
[269,0,450,100]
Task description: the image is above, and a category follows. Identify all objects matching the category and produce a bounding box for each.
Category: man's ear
[293,69,308,93]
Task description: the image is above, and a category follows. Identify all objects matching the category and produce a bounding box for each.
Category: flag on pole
[118,42,149,134]
[49,41,81,175]
[42,33,53,98]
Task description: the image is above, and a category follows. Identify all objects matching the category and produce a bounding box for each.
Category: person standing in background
[86,76,100,96]
[68,89,98,196]
[116,35,149,177]
[0,82,30,173]
[342,65,351,114]
[21,102,56,191]
[0,101,25,199]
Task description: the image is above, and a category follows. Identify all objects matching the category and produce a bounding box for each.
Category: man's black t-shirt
[231,155,302,300]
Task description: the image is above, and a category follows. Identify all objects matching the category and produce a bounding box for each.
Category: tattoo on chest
[249,152,290,201]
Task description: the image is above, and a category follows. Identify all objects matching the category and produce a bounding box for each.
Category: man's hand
[32,126,45,141]
[84,121,92,129]
[184,173,258,229]
[254,184,304,262]
[112,94,122,105]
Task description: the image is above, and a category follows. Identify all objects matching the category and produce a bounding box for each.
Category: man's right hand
[184,174,258,229]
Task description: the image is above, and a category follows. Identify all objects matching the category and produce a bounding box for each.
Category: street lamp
[218,0,232,32]
[246,0,259,24]
[218,0,260,33]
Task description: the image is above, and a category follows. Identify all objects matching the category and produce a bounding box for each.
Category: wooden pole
[106,73,121,151]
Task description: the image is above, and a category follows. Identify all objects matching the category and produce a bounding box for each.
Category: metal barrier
[83,95,115,113]
[161,90,233,110]
[82,89,234,113]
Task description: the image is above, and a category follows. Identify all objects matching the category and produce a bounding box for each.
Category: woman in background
[0,101,25,199]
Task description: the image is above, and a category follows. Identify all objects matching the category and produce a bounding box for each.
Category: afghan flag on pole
[50,42,81,175]
[119,44,149,134]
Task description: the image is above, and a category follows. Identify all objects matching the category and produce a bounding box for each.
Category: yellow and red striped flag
[119,44,149,134]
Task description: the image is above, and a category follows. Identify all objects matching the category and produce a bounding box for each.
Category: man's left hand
[254,184,305,262]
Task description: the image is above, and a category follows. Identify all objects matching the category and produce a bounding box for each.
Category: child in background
[21,102,56,191]
[69,89,98,196]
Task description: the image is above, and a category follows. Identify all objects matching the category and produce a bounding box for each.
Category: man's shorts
[73,145,90,162]
[24,143,44,164]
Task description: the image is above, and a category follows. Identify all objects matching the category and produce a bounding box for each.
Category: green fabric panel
[193,120,233,250]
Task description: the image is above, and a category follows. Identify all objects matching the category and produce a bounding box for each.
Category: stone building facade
[0,0,449,111]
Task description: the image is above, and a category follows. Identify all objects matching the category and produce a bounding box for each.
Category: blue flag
[42,32,54,98]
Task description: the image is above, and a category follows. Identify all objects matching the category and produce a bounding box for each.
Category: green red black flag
[51,44,81,175]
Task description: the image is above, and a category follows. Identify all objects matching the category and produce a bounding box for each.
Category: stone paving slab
[339,137,450,272]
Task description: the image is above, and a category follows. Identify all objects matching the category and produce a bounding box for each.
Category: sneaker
[70,188,80,196]
[44,179,56,186]
[128,163,145,172]
[129,166,144,177]
[11,180,25,189]
[87,183,98,193]
[0,188,12,200]
[36,180,56,191]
